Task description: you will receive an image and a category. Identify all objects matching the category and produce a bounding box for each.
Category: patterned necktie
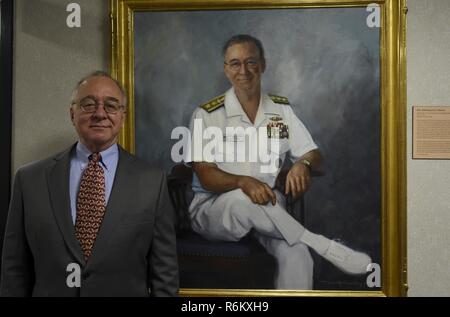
[75,153,106,261]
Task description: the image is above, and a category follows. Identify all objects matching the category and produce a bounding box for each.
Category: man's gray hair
[222,34,266,63]
[71,70,127,106]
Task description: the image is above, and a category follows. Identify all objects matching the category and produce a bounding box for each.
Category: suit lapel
[85,147,136,268]
[46,145,85,265]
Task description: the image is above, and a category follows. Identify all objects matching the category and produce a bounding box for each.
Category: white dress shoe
[322,240,372,275]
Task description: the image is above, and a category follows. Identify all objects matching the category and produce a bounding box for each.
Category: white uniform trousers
[189,188,314,289]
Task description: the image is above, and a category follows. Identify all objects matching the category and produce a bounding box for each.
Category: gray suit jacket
[0,144,179,296]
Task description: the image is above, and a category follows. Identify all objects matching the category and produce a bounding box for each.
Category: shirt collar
[224,88,283,118]
[75,142,118,170]
[224,88,246,118]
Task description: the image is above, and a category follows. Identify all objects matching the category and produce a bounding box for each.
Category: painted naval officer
[186,34,371,289]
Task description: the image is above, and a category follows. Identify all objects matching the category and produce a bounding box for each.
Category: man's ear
[223,63,230,77]
[70,107,75,125]
[119,111,126,128]
[261,59,266,73]
[223,65,232,82]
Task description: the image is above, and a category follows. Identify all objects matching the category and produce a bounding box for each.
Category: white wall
[407,0,450,296]
[12,0,108,171]
[11,0,450,296]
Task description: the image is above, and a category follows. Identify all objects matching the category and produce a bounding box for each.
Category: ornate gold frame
[110,0,407,297]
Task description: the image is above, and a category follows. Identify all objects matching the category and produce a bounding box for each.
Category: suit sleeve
[0,169,34,296]
[148,171,179,296]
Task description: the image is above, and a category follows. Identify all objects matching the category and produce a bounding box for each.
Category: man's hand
[238,176,276,206]
[285,161,311,199]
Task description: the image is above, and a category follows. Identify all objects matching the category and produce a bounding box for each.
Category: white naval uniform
[188,88,318,289]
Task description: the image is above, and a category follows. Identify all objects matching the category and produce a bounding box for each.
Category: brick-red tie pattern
[75,153,106,261]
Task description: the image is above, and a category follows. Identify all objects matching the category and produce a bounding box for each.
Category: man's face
[223,42,265,94]
[70,76,126,152]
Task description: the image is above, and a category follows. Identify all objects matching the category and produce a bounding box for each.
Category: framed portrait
[111,0,407,296]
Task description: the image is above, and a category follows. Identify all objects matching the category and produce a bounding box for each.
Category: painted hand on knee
[237,176,276,206]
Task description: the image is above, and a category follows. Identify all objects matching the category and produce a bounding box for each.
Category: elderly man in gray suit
[0,71,179,297]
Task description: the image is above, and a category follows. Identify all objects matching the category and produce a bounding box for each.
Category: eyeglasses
[224,59,261,71]
[72,98,125,114]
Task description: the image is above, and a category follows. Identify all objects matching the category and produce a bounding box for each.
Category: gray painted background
[134,8,380,290]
